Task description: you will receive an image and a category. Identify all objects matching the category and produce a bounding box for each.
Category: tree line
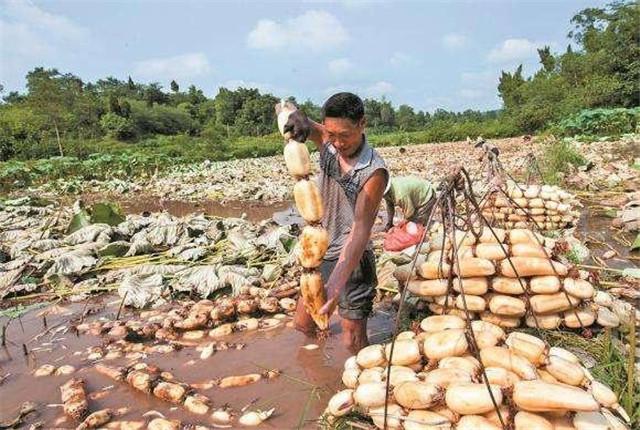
[0,0,637,161]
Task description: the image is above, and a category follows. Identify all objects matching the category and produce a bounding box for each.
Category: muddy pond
[0,294,395,429]
[0,200,395,429]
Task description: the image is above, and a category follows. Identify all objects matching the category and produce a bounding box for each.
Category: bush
[369,118,520,148]
[552,107,640,137]
[129,101,194,136]
[100,112,136,139]
[539,139,587,184]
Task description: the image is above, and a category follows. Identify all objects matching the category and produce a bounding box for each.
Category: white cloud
[247,10,348,51]
[366,81,394,97]
[389,52,413,67]
[461,70,497,86]
[442,33,466,49]
[302,0,378,8]
[133,53,212,81]
[328,58,353,75]
[0,20,50,57]
[0,0,89,90]
[4,0,87,40]
[487,38,545,63]
[339,0,379,8]
[459,89,484,99]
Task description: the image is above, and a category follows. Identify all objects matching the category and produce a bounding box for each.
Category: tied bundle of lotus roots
[324,318,631,429]
[480,181,581,231]
[397,227,621,330]
[277,100,329,331]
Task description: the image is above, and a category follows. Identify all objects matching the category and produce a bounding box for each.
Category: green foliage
[91,202,126,226]
[0,152,173,191]
[1,0,636,185]
[100,112,135,139]
[499,1,639,132]
[369,117,519,147]
[539,138,586,184]
[67,201,125,233]
[67,206,91,233]
[553,107,640,137]
[0,302,49,319]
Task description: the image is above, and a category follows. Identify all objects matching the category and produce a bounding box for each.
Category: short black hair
[322,92,365,123]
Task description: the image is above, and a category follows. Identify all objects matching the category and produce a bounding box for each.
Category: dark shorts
[319,249,377,320]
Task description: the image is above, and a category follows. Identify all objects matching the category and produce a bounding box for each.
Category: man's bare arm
[320,169,388,314]
[306,119,327,152]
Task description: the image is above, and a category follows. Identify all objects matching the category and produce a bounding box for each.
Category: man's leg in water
[293,298,316,336]
[337,250,376,352]
[341,317,369,352]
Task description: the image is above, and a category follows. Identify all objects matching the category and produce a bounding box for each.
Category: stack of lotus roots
[398,227,621,330]
[480,181,581,231]
[277,101,329,330]
[324,315,631,429]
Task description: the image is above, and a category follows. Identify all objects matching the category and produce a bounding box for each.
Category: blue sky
[1,0,608,112]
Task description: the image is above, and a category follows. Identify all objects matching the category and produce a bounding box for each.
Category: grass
[538,138,587,185]
[318,410,374,430]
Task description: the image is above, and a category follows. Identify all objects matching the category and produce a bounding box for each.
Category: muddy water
[0,298,394,429]
[578,199,639,270]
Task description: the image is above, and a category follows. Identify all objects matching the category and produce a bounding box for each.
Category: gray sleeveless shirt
[318,136,388,259]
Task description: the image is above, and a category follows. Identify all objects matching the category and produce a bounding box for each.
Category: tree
[3,91,24,104]
[379,98,395,129]
[364,98,382,129]
[187,85,206,105]
[498,65,525,110]
[537,46,556,73]
[170,80,179,93]
[120,100,131,118]
[300,99,321,121]
[396,104,416,131]
[144,83,169,106]
[109,94,122,115]
[100,112,134,139]
[25,68,84,156]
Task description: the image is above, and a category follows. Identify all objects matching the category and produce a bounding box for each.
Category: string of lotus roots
[276,101,330,332]
[473,138,581,231]
[323,167,631,429]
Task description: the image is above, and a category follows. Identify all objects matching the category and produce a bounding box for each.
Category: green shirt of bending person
[384,176,435,230]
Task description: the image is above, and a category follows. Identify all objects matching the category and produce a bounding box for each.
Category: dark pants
[318,249,377,320]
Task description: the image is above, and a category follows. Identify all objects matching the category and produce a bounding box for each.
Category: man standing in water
[282,93,388,351]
